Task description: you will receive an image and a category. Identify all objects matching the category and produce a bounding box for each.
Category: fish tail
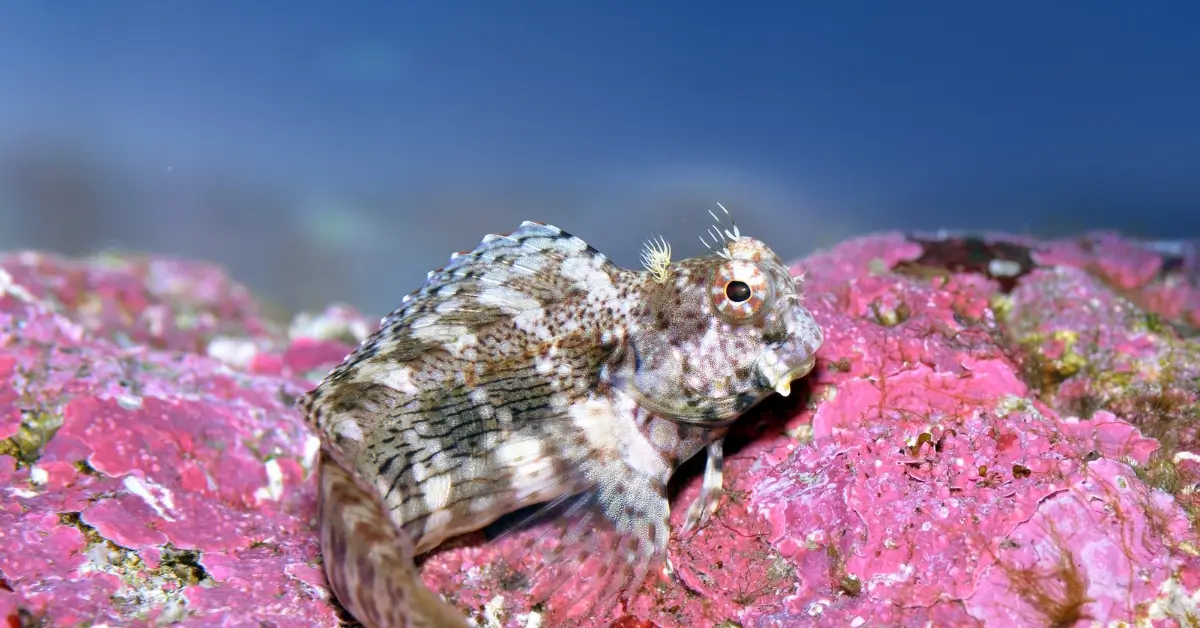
[317,449,470,628]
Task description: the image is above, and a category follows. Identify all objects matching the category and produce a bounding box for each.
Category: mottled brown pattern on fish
[300,216,824,627]
[318,449,468,628]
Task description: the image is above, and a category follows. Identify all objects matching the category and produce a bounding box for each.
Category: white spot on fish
[570,393,667,479]
[425,508,452,534]
[337,420,364,442]
[559,256,612,291]
[379,367,420,395]
[495,439,544,466]
[512,308,550,338]
[411,323,470,343]
[478,287,541,314]
[424,473,453,511]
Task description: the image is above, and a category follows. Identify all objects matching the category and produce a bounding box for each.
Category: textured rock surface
[0,251,357,627]
[3,231,1200,627]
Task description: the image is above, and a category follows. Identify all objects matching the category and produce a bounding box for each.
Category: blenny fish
[299,205,824,627]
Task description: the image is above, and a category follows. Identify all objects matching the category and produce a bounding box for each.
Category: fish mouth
[763,354,817,397]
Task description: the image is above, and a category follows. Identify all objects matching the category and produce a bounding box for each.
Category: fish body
[299,214,823,627]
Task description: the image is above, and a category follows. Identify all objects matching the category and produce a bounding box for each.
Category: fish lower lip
[773,356,816,397]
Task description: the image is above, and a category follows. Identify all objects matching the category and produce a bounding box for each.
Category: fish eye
[725,280,752,302]
[710,261,772,322]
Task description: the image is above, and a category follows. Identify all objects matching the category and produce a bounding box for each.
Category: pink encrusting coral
[3,231,1200,627]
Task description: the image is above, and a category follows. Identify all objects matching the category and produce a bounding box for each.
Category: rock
[2,232,1199,627]
[0,251,359,627]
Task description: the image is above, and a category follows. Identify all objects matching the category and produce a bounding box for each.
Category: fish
[298,204,824,627]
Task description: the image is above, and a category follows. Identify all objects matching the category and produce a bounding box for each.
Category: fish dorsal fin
[380,221,622,335]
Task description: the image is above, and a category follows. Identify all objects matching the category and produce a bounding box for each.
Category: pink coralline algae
[3,233,1200,627]
[0,251,358,627]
